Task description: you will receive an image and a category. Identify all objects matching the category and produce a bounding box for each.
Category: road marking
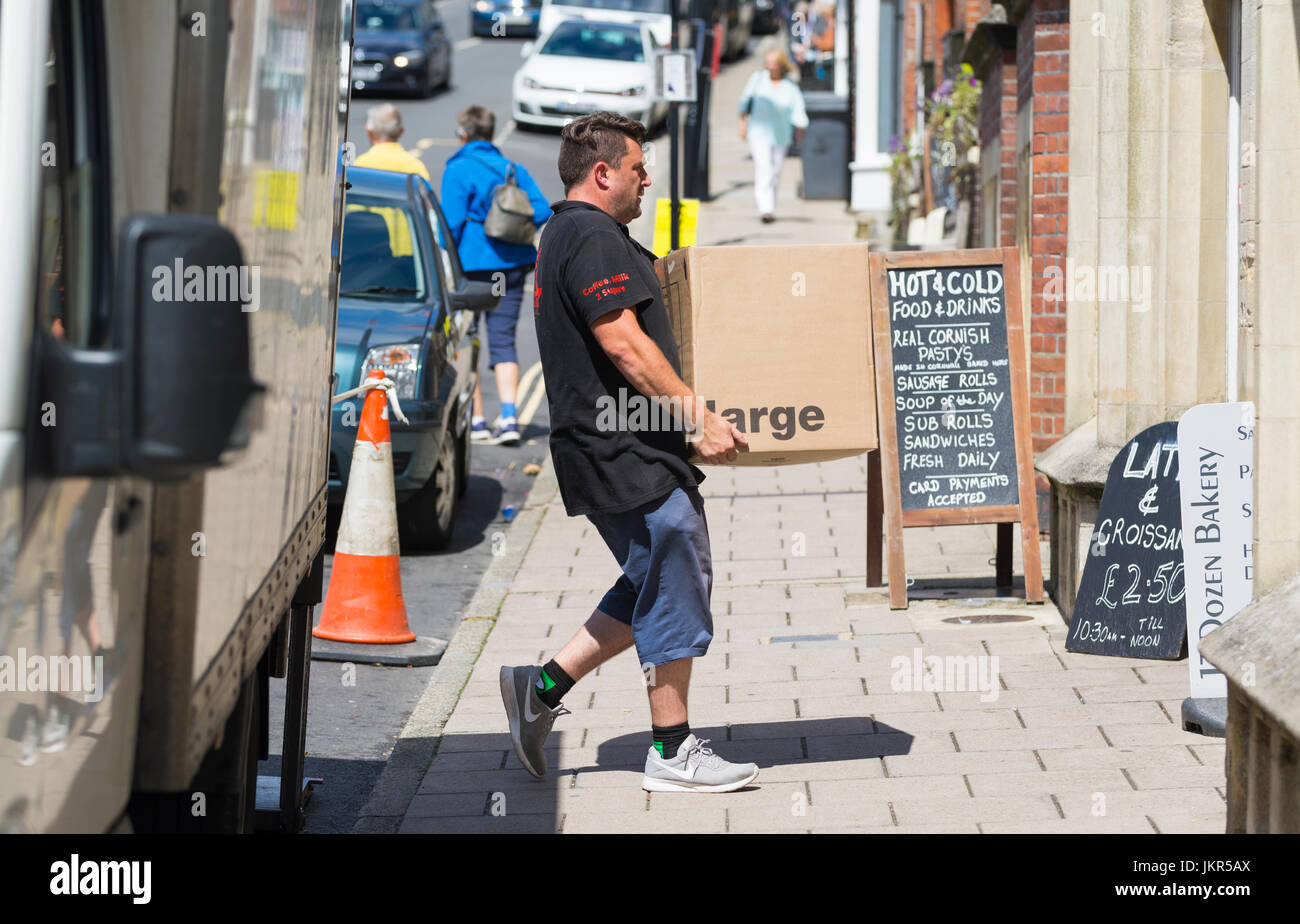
[517,360,542,402]
[518,375,546,429]
[493,119,516,147]
[517,363,546,429]
[455,37,483,51]
[407,139,459,155]
[515,360,542,411]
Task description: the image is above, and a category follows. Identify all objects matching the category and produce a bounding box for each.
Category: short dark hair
[457,105,495,142]
[557,112,647,192]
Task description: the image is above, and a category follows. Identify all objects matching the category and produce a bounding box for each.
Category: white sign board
[653,50,696,102]
[1177,401,1254,699]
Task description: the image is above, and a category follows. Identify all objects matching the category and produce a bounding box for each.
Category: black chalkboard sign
[1066,421,1188,659]
[869,248,1042,610]
[885,264,1020,511]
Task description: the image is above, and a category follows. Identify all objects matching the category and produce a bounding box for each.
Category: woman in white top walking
[738,49,809,223]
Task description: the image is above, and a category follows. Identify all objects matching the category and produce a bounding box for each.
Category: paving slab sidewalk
[380,39,1226,835]
[391,450,1225,834]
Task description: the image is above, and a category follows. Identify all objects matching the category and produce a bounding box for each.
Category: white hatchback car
[512,20,668,130]
[538,0,675,46]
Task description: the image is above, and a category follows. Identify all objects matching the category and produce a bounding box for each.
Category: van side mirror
[521,41,534,58]
[36,214,264,480]
[448,278,501,313]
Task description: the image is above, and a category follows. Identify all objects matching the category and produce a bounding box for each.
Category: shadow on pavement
[260,753,387,835]
[401,720,916,832]
[591,719,916,770]
[430,473,504,556]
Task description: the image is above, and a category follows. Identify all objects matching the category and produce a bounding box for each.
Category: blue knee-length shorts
[586,486,714,667]
[466,266,528,368]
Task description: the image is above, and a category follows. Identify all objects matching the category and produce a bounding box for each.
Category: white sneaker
[17,716,38,767]
[39,710,69,754]
[642,734,758,793]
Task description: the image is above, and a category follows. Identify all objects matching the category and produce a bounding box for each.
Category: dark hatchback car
[332,167,498,550]
[351,0,453,97]
[472,0,542,37]
[751,0,781,35]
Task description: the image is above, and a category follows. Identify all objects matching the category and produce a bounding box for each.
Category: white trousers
[749,138,787,216]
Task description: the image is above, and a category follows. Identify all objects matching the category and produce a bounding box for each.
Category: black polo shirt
[532,199,704,516]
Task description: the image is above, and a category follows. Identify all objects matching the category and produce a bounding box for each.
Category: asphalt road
[264,1,751,833]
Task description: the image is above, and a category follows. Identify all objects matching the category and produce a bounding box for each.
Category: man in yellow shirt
[354,103,430,181]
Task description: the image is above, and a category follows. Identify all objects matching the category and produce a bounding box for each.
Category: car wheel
[419,64,436,98]
[441,55,452,91]
[456,410,471,499]
[397,426,459,551]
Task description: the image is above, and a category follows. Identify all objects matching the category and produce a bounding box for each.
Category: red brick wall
[975,47,1017,249]
[896,0,1070,519]
[901,2,924,137]
[901,4,915,136]
[902,1,979,138]
[962,0,991,35]
[1019,0,1070,453]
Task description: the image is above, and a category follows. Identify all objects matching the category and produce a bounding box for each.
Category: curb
[351,458,561,833]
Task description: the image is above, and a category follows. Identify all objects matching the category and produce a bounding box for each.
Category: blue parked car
[471,0,542,37]
[332,167,498,550]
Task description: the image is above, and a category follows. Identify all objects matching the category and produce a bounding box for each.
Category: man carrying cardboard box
[499,111,759,793]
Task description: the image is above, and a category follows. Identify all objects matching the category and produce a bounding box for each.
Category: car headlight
[474,0,493,11]
[619,85,646,97]
[393,50,426,68]
[522,76,540,89]
[361,343,420,400]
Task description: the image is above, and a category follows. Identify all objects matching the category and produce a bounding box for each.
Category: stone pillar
[1040,0,1233,613]
[1240,0,1300,594]
[1089,0,1231,446]
[851,0,893,229]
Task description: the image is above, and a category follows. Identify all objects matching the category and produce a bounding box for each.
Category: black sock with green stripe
[652,723,691,761]
[535,660,573,709]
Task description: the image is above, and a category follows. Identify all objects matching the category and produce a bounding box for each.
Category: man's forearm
[607,330,707,420]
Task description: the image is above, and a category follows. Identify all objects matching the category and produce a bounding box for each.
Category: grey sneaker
[642,734,759,793]
[499,665,569,778]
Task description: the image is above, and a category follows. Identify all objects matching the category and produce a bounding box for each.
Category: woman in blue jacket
[442,105,552,445]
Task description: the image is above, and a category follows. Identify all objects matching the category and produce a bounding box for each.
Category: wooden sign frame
[868,247,1043,609]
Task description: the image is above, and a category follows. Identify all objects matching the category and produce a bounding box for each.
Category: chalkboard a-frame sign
[869,248,1044,610]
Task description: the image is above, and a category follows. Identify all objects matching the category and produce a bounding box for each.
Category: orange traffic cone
[314,371,416,644]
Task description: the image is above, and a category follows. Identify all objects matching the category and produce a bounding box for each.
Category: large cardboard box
[655,243,877,465]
